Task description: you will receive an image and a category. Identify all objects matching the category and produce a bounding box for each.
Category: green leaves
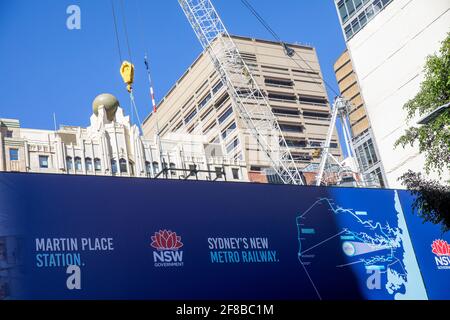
[396,33,449,232]
[399,171,450,233]
[396,33,450,176]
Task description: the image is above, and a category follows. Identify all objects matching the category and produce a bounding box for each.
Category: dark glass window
[184,109,197,124]
[198,93,211,110]
[119,158,128,173]
[85,158,93,172]
[170,163,176,176]
[111,160,118,174]
[9,148,19,161]
[226,138,239,153]
[66,157,73,171]
[280,124,303,133]
[94,158,102,171]
[39,156,49,169]
[345,0,355,15]
[215,167,223,179]
[218,106,233,124]
[221,122,237,139]
[74,157,82,171]
[152,162,159,174]
[232,168,240,180]
[212,81,224,95]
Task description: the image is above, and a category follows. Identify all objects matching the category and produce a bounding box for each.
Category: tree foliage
[400,171,450,232]
[395,33,450,232]
[395,33,450,175]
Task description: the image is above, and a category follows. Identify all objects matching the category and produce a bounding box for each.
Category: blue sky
[0,0,346,132]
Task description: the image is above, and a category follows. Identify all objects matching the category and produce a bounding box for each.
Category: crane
[315,97,366,187]
[178,0,304,185]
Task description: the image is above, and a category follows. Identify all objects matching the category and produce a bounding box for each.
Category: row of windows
[337,0,371,24]
[66,157,101,172]
[221,122,237,140]
[265,78,294,88]
[180,80,224,127]
[355,138,379,171]
[342,0,393,40]
[279,124,304,133]
[10,151,242,180]
[218,106,233,124]
[226,138,240,154]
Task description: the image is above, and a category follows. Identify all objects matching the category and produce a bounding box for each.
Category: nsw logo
[431,239,450,270]
[151,230,184,267]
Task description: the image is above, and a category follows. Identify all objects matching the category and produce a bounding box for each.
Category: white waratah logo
[66,5,81,30]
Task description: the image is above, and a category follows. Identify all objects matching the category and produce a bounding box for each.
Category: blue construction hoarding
[0,172,448,300]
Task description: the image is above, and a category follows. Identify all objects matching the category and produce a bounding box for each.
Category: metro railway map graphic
[296,190,428,300]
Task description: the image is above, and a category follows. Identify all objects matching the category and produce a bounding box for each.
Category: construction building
[142,35,342,184]
[334,0,450,187]
[334,50,386,188]
[0,94,248,182]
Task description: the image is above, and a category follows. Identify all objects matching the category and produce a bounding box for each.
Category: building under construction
[142,35,342,184]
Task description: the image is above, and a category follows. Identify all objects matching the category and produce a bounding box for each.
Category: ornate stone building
[0,94,248,182]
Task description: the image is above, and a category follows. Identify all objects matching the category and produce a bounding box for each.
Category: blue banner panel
[398,192,450,300]
[0,172,447,300]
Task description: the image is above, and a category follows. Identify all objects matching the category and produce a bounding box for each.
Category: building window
[215,167,223,179]
[94,158,101,171]
[265,78,293,88]
[232,168,240,180]
[341,0,394,40]
[74,157,82,171]
[152,162,159,174]
[145,161,151,176]
[212,81,224,95]
[39,155,49,169]
[198,93,212,110]
[272,107,300,116]
[6,130,13,138]
[9,148,19,161]
[119,158,128,173]
[184,108,197,124]
[284,139,307,148]
[85,158,93,172]
[66,157,73,171]
[111,159,118,174]
[189,164,197,176]
[268,93,297,102]
[280,124,303,133]
[169,163,176,176]
[299,96,327,105]
[221,122,237,139]
[218,106,233,124]
[355,138,379,171]
[226,138,240,153]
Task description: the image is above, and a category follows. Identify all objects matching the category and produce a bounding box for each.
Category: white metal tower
[315,97,366,187]
[178,0,304,185]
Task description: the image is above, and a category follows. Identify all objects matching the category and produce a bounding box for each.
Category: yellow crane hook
[120,61,135,93]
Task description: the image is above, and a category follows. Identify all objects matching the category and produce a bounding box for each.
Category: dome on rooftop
[92,93,119,121]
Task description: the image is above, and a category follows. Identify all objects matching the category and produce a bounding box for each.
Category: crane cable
[110,0,144,134]
[120,0,133,64]
[240,0,339,97]
[110,0,123,64]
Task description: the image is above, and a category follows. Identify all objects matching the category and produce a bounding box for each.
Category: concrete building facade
[0,94,248,182]
[142,35,342,183]
[334,50,386,188]
[334,0,450,187]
